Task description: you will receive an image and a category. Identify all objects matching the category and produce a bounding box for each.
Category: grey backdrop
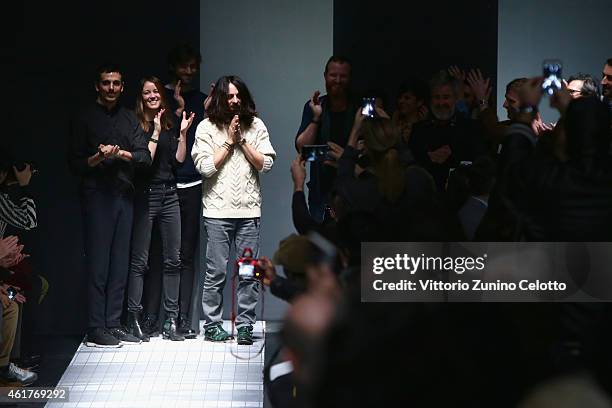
[497,0,610,123]
[200,0,333,321]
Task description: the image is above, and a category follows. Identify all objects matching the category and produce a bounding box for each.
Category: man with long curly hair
[192,76,276,345]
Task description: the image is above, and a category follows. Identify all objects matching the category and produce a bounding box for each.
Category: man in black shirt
[295,56,357,222]
[409,70,486,191]
[68,64,151,348]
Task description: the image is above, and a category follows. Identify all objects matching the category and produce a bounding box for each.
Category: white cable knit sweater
[192,117,276,218]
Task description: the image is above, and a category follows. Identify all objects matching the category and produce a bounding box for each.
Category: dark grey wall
[14,0,200,335]
[334,0,499,110]
[200,0,334,321]
[498,0,611,122]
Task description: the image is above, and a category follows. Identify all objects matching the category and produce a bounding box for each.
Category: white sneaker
[0,363,37,386]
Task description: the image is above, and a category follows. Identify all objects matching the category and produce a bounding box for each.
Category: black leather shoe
[107,326,142,345]
[127,311,150,342]
[141,314,160,337]
[178,316,197,339]
[162,318,185,341]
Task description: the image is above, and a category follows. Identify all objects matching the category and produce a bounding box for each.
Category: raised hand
[417,105,429,121]
[466,69,492,104]
[448,65,466,82]
[309,90,323,120]
[154,109,165,134]
[531,112,553,136]
[174,80,185,112]
[204,82,215,111]
[290,155,307,187]
[449,66,467,101]
[519,77,544,108]
[13,164,33,186]
[550,81,572,115]
[181,111,196,133]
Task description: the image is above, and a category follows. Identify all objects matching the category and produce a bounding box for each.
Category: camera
[301,144,330,162]
[361,97,376,118]
[542,59,563,96]
[237,248,265,280]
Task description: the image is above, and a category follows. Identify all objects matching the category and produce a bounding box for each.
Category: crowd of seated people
[262,56,612,407]
[0,153,39,386]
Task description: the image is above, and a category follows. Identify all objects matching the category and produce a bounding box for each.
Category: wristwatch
[238,138,247,146]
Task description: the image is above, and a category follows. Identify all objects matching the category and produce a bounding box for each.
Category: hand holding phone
[361,97,375,118]
[542,59,562,96]
[301,145,330,162]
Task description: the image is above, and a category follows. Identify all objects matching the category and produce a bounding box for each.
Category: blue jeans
[202,217,261,329]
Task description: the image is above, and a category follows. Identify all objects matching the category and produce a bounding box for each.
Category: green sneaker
[237,326,254,345]
[204,324,230,342]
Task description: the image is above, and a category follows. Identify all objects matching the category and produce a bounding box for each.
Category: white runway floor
[46,321,265,408]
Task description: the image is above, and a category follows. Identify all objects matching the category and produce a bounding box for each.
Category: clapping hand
[180,111,195,134]
[428,145,452,164]
[98,144,120,159]
[154,109,165,134]
[174,80,185,112]
[229,115,241,143]
[0,236,19,260]
[309,91,323,120]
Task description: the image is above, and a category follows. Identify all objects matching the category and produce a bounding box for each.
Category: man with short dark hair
[295,56,357,222]
[68,64,151,348]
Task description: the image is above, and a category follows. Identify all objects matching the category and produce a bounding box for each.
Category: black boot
[141,314,159,337]
[179,315,197,339]
[162,318,185,341]
[127,312,150,342]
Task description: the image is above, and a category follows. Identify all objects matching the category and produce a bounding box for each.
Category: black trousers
[177,183,202,322]
[127,184,181,319]
[81,188,133,329]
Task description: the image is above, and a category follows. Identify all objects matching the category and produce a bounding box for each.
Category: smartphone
[542,59,563,95]
[6,286,17,300]
[302,145,330,162]
[361,97,375,118]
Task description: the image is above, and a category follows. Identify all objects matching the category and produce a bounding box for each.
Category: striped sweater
[0,187,37,238]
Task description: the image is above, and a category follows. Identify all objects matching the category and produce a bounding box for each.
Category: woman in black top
[127,76,194,341]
